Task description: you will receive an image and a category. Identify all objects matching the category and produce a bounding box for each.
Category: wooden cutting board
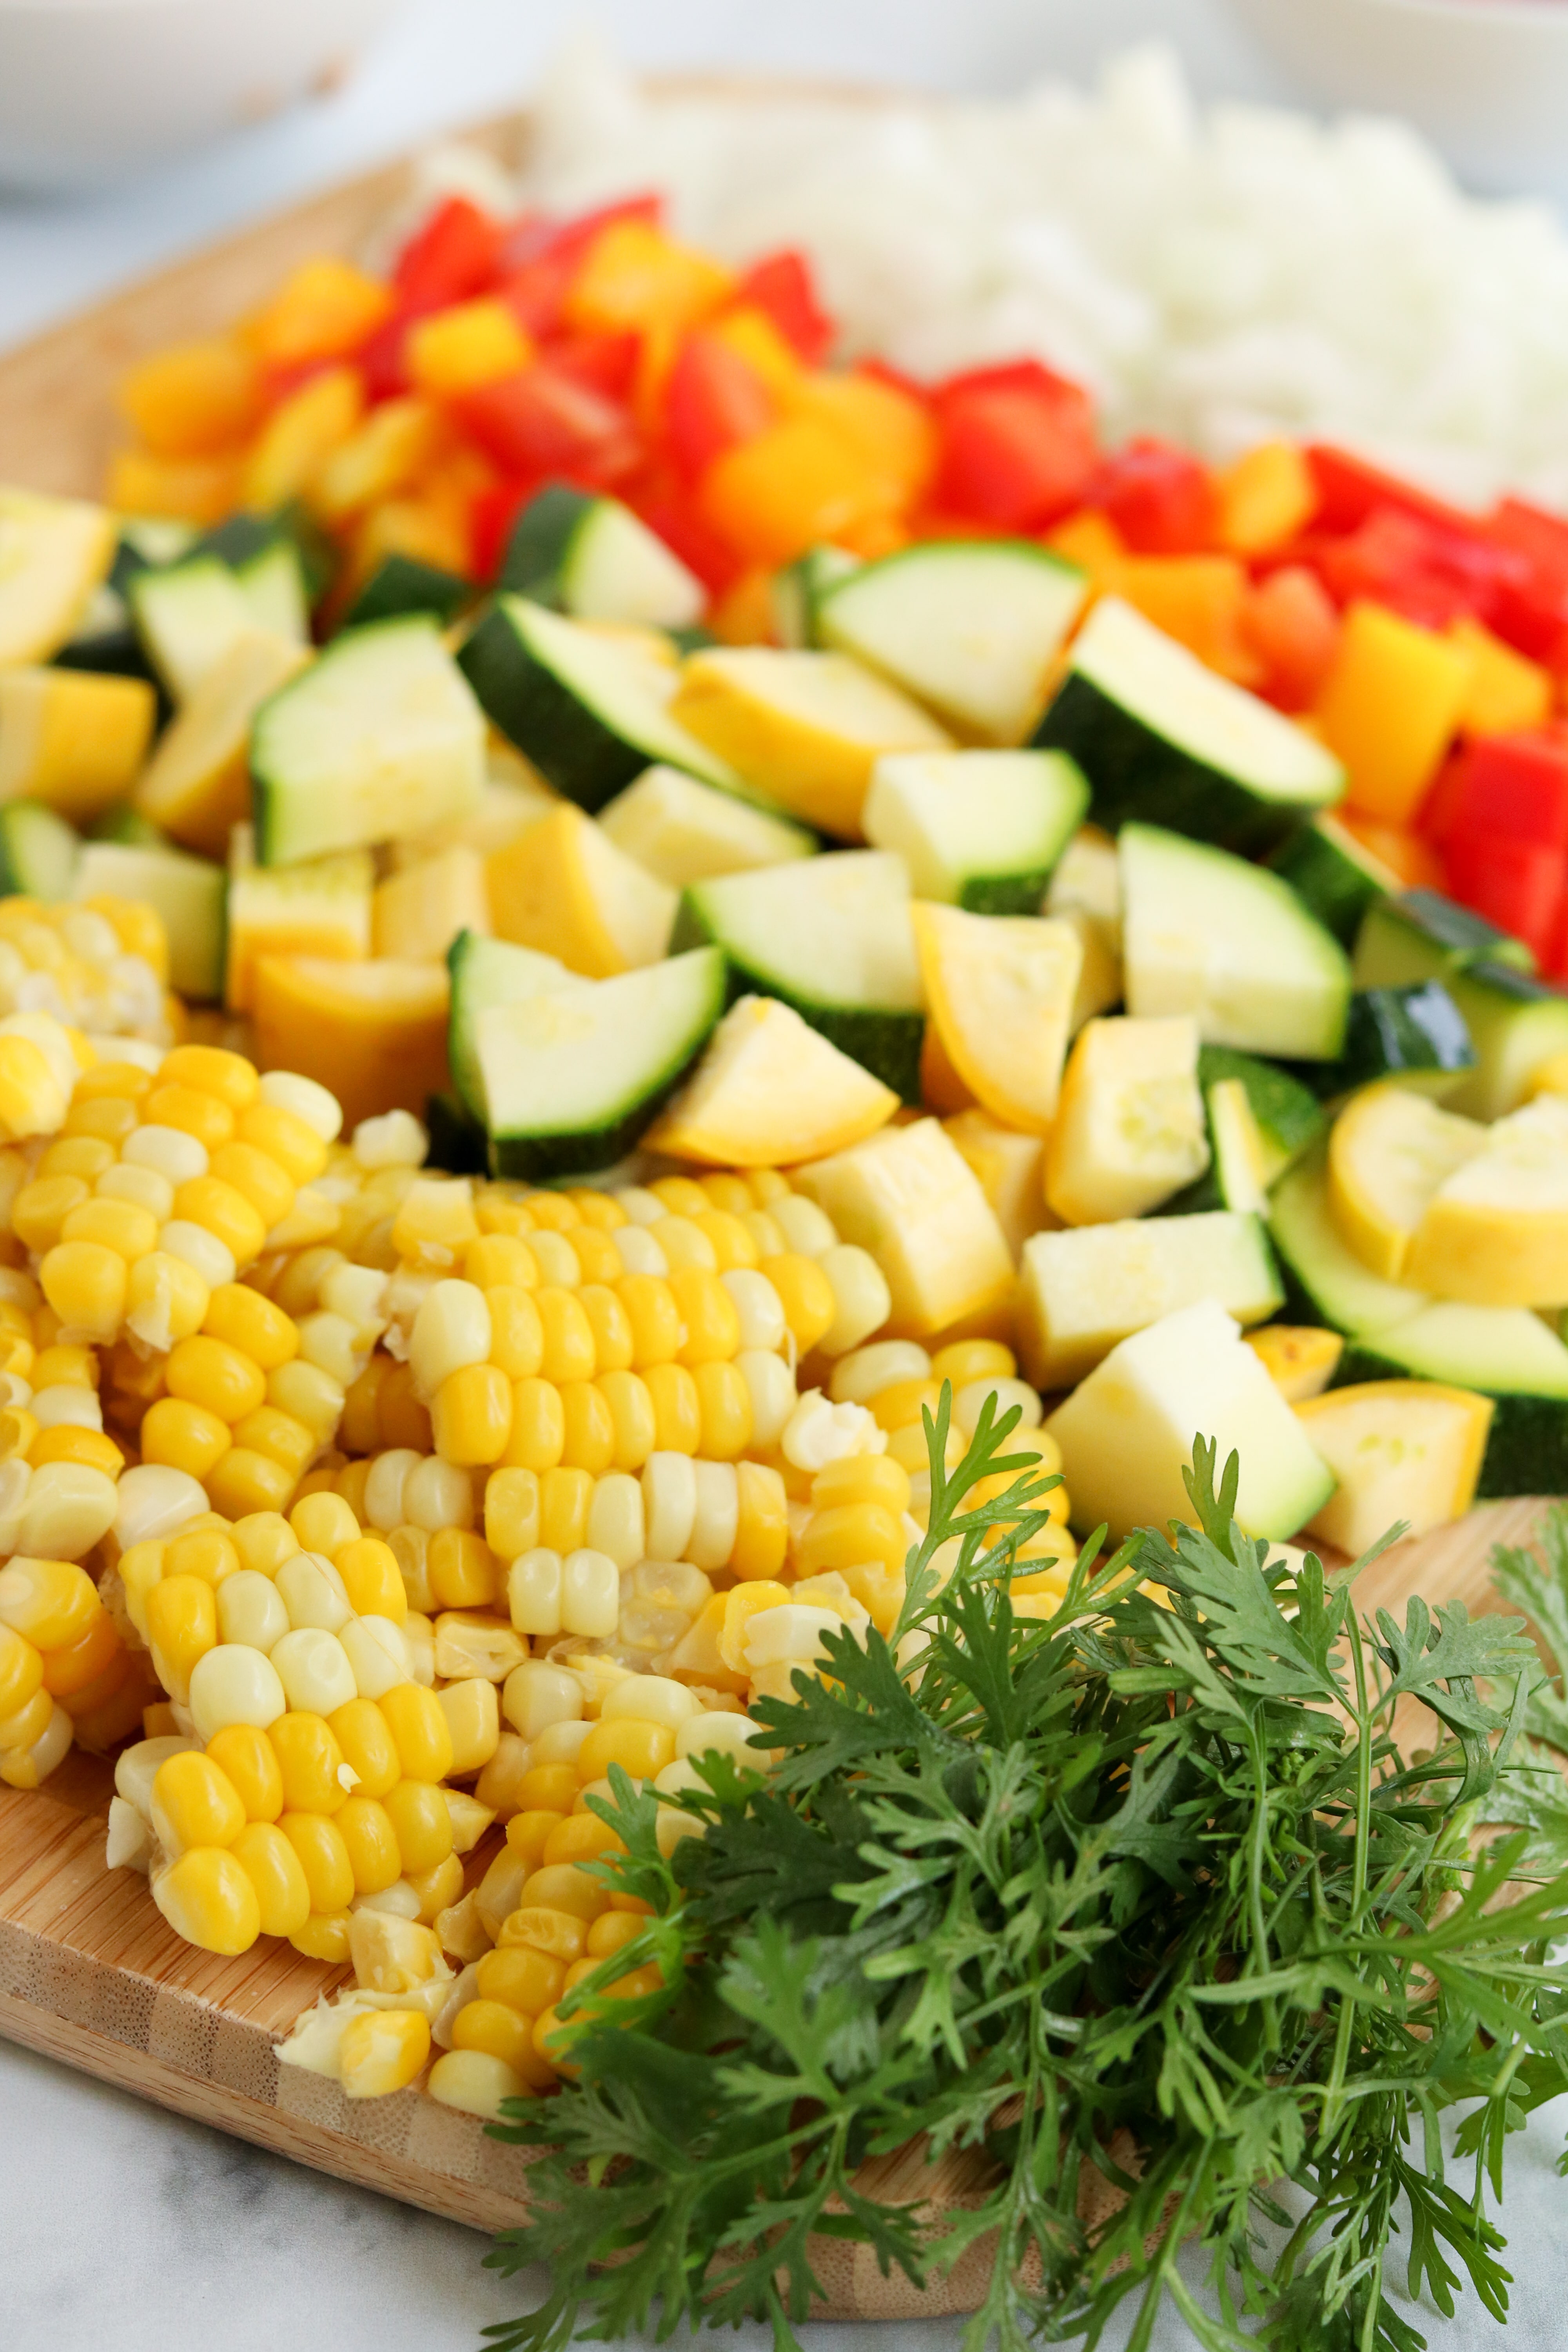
[0,1497,1554,2316]
[0,126,1563,2316]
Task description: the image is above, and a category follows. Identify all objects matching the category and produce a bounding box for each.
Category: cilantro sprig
[482,1398,1568,2352]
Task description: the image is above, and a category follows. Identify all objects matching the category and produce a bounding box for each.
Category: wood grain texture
[0,1497,1552,2316]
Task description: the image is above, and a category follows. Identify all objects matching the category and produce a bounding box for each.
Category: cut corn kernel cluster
[0,1550,146,1786]
[0,898,172,1060]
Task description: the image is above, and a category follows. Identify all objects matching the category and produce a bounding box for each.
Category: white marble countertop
[1,3,1566,2344]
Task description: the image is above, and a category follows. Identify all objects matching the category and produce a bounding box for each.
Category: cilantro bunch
[484,1402,1568,2352]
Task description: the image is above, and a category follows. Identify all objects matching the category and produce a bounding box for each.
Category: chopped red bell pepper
[496,196,665,341]
[543,331,642,403]
[664,333,775,481]
[734,251,834,365]
[628,471,744,595]
[1474,499,1568,672]
[455,363,643,490]
[1305,444,1481,539]
[470,478,542,582]
[1310,506,1499,631]
[1443,833,1566,964]
[1421,728,1568,852]
[930,361,1098,532]
[1094,437,1217,555]
[1240,564,1341,708]
[392,197,507,310]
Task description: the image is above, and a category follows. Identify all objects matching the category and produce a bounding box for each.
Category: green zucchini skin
[489,1095,675,1185]
[1033,671,1312,859]
[669,896,924,1103]
[1330,1340,1568,1499]
[1196,1044,1325,1166]
[498,482,592,605]
[1294,981,1477,1098]
[457,603,643,814]
[343,554,470,632]
[1268,820,1391,947]
[957,868,1056,916]
[423,1091,488,1176]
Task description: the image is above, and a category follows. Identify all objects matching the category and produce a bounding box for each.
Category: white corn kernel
[817,1245,892,1358]
[349,1908,448,1993]
[770,1195,837,1258]
[742,1209,786,1258]
[20,1462,118,1558]
[611,1224,668,1277]
[438,1676,500,1774]
[720,1268,786,1353]
[339,1615,411,1700]
[260,1070,343,1142]
[527,1229,579,1288]
[561,1548,619,1639]
[114,1463,208,1551]
[507,1546,563,1637]
[427,2049,521,2120]
[29,1384,101,1432]
[612,1186,666,1227]
[742,1604,841,1671]
[187,1643,287,1739]
[676,1710,763,1766]
[432,1612,527,1682]
[351,1880,423,1920]
[782,1389,886,1473]
[601,1674,697,1732]
[409,1280,491,1400]
[113,1733,199,1822]
[403,1454,474,1534]
[158,1219,237,1288]
[501,1659,583,1741]
[270,1626,358,1715]
[736,1350,797,1448]
[105,1795,153,1873]
[294,1311,363,1387]
[641,1452,695,1563]
[276,1550,352,1634]
[652,1757,709,1855]
[365,1448,419,1532]
[475,1846,529,1939]
[654,1216,716,1272]
[585,1472,644,1573]
[529,1717,593,1768]
[352,1109,426,1169]
[319,1262,390,1330]
[402,1612,436,1687]
[123,1124,208,1185]
[97,1162,174,1220]
[444,1789,496,1854]
[688,1461,738,1572]
[216,1571,290,1651]
[829,1341,932,1406]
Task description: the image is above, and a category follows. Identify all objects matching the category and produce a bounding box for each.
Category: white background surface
[0,4,1565,2347]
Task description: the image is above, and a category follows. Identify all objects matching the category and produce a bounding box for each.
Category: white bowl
[1225,0,1568,192]
[0,0,404,192]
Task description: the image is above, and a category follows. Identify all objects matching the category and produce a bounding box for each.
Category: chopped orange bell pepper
[564,220,733,336]
[709,306,808,404]
[1217,440,1318,556]
[1044,509,1126,592]
[118,341,263,459]
[798,371,937,513]
[1337,811,1446,891]
[105,450,240,525]
[241,365,365,512]
[310,397,446,526]
[407,299,535,396]
[1117,554,1264,686]
[242,257,394,367]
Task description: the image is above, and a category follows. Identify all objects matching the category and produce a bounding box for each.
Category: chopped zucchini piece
[795,1117,1014,1340]
[1033,595,1345,856]
[251,616,485,866]
[1195,1044,1324,1181]
[1045,1015,1208,1226]
[0,488,117,666]
[1406,1093,1568,1306]
[1269,812,1402,947]
[646,993,898,1167]
[225,824,373,1012]
[74,839,224,1000]
[817,538,1087,744]
[863,748,1088,913]
[1307,980,1475,1101]
[668,648,952,838]
[1018,1210,1283,1390]
[476,947,726,1181]
[0,802,79,900]
[912,902,1081,1133]
[501,485,704,630]
[234,537,309,645]
[135,632,311,859]
[341,553,470,633]
[1157,1077,1272,1218]
[1297,1380,1494,1556]
[0,667,156,825]
[129,555,259,704]
[673,850,925,1101]
[1243,1325,1344,1404]
[1326,1083,1487,1281]
[1352,889,1534,989]
[1045,1297,1336,1543]
[597,764,815,888]
[1445,960,1568,1120]
[1045,824,1123,1031]
[1330,1310,1568,1498]
[1269,1145,1431,1337]
[772,545,860,649]
[446,930,586,1126]
[1120,822,1351,1061]
[487,805,675,978]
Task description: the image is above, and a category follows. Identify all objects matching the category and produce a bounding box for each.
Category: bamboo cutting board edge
[0,1495,1556,2318]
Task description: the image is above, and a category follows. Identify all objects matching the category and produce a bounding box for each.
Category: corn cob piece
[0,898,173,1056]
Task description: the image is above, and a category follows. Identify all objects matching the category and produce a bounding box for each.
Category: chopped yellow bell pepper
[564,220,733,336]
[310,397,446,526]
[1313,601,1475,825]
[0,666,156,823]
[1217,441,1318,556]
[241,257,394,367]
[407,301,535,397]
[241,366,365,513]
[1449,616,1552,738]
[118,340,263,459]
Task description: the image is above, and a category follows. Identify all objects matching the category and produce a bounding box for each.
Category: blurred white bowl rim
[1226,0,1568,192]
[0,0,404,192]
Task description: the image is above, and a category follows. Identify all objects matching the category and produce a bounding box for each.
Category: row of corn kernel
[12,1046,341,1350]
[0,1553,149,1787]
[0,898,172,1053]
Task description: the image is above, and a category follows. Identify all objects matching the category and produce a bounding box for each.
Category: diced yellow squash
[225,824,373,1013]
[136,631,310,858]
[373,846,491,964]
[647,993,898,1167]
[0,666,156,822]
[1296,1379,1493,1557]
[1243,1325,1345,1404]
[252,956,449,1131]
[1313,601,1474,826]
[913,903,1082,1135]
[1327,1082,1488,1282]
[1045,1015,1208,1226]
[920,1020,975,1115]
[389,748,558,871]
[1018,1210,1283,1391]
[669,648,951,837]
[0,488,117,667]
[1528,1051,1568,1102]
[942,1109,1055,1263]
[597,764,813,887]
[241,367,365,514]
[1449,617,1552,738]
[118,339,263,460]
[310,397,446,526]
[1217,441,1318,557]
[1406,1092,1568,1306]
[485,804,674,978]
[796,1116,1014,1338]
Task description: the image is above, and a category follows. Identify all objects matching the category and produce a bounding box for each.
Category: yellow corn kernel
[38,1138,116,1184]
[336,1795,403,1895]
[521,1864,611,1924]
[152,1748,246,1852]
[593,1369,656,1472]
[204,1722,284,1822]
[231,1511,299,1579]
[166,1334,267,1425]
[730,1461,789,1582]
[379,1682,455,1783]
[484,1466,540,1563]
[230,1405,314,1477]
[764,1253,837,1353]
[576,1717,675,1785]
[144,1082,234,1151]
[0,1623,43,1720]
[338,2007,430,2100]
[503,1377,565,1474]
[466,1235,538,1290]
[125,1251,211,1351]
[810,1453,912,1516]
[669,1268,741,1367]
[558,1381,615,1474]
[289,1910,354,1963]
[543,1812,626,1869]
[14,1175,88,1255]
[535,1288,596,1385]
[577,1285,633,1375]
[143,1574,217,1699]
[651,1176,711,1219]
[328,1697,401,1799]
[268,1358,348,1443]
[202,1283,299,1371]
[516,1764,581,1817]
[140,1396,230,1479]
[154,1846,261,1954]
[476,1942,564,2015]
[425,1526,498,1612]
[499,1904,587,1961]
[163,1529,239,1588]
[59,1196,159,1261]
[645,1362,700,1455]
[269,1710,347,1815]
[566,1227,622,1285]
[617,1274,681,1368]
[238,1101,328,1186]
[172,1176,267,1265]
[503,1809,564,1870]
[868,1378,940,1434]
[717,1581,793,1676]
[29,1425,122,1479]
[288,1487,358,1553]
[796,1502,907,1579]
[693,1359,753,1460]
[427,2047,525,2117]
[432,1360,513,1466]
[334,1535,406,1623]
[484,1285,544,1381]
[39,1241,126,1344]
[207,1448,295,1519]
[383,1778,454,1875]
[229,1819,312,1937]
[279,1812,356,1914]
[538,1466,592,1555]
[929,1338,1015,1388]
[450,1995,541,2082]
